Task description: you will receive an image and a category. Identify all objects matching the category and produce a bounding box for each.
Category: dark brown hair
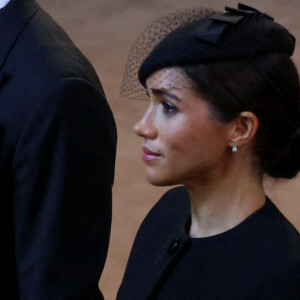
[182,53,300,178]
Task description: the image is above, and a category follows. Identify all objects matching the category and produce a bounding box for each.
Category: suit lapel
[0,0,39,70]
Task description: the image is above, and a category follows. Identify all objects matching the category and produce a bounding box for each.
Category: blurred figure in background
[118,4,300,299]
[0,0,116,298]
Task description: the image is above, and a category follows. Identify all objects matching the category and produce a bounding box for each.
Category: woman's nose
[133,116,157,139]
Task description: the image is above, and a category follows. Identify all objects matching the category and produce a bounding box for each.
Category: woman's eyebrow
[150,88,181,102]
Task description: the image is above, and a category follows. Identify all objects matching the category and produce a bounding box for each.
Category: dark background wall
[38,1,300,299]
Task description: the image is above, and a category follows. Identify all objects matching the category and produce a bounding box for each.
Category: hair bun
[290,126,300,164]
[265,125,300,178]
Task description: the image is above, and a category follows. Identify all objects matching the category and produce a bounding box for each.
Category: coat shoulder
[126,186,191,266]
[139,186,190,234]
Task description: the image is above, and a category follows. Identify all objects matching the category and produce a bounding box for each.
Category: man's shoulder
[6,7,104,107]
[11,6,99,85]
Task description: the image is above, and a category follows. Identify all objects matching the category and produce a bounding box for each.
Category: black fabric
[138,4,295,86]
[0,0,117,299]
[117,187,300,300]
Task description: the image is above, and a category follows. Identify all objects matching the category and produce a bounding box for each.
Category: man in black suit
[0,0,117,298]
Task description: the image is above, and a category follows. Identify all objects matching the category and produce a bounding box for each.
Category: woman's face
[134,67,234,186]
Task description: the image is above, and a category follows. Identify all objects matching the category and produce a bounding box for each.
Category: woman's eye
[162,101,178,115]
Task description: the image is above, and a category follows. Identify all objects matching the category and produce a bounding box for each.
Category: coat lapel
[145,230,190,299]
[119,228,191,300]
[117,187,191,300]
[0,0,39,70]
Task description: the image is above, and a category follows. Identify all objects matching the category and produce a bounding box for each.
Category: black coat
[0,0,117,298]
[117,187,191,300]
[117,187,300,300]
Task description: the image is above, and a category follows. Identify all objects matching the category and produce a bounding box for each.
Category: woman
[118,4,300,299]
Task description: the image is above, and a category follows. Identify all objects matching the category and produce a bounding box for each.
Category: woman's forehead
[146,67,194,90]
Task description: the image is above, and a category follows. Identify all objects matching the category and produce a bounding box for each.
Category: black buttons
[168,238,180,255]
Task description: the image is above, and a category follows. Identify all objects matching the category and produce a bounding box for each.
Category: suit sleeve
[12,78,117,300]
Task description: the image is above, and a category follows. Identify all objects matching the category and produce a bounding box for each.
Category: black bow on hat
[193,3,275,44]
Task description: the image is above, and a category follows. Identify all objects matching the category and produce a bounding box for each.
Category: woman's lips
[142,147,162,162]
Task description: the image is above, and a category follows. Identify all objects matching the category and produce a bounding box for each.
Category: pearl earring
[232,145,238,152]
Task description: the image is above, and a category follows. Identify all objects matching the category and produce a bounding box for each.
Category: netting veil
[121,7,215,100]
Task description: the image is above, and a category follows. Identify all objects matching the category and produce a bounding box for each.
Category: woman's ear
[228,111,259,148]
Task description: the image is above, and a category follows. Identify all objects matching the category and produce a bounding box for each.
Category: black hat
[138,3,296,87]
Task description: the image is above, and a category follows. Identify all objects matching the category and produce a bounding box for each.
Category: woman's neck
[187,161,265,238]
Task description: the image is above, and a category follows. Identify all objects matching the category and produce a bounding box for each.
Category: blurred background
[38,0,300,299]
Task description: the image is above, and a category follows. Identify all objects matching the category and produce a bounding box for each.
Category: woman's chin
[146,174,178,187]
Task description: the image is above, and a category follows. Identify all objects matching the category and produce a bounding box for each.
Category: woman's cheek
[167,127,191,154]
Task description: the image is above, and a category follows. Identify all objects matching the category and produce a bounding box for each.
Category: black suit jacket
[0,0,117,298]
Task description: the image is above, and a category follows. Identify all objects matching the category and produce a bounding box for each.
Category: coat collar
[0,0,39,70]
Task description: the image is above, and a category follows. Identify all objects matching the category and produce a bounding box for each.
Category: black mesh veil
[121,7,215,100]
